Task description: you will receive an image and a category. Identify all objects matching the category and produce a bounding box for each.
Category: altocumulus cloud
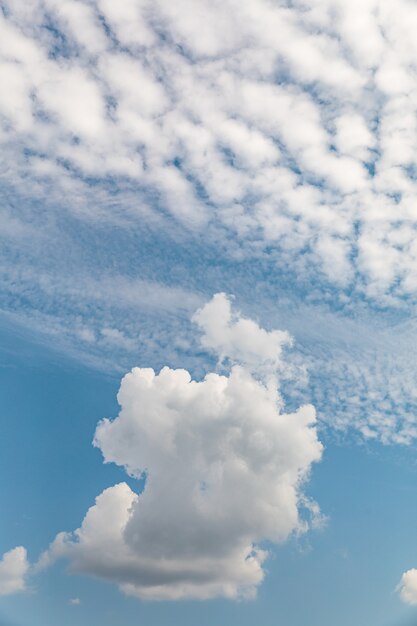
[4,0,417,299]
[38,294,323,600]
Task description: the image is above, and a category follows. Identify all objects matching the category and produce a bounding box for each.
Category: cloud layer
[40,294,323,600]
[3,0,417,301]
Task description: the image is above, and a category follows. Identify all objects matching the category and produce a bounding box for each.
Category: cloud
[69,597,81,605]
[4,0,417,300]
[397,569,417,605]
[0,259,202,373]
[3,0,417,447]
[0,547,29,596]
[39,294,323,600]
[192,292,292,376]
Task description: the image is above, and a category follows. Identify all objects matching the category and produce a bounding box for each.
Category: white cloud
[37,67,107,139]
[4,0,417,298]
[0,546,29,596]
[96,0,156,49]
[39,294,323,600]
[334,113,375,162]
[192,292,292,376]
[45,0,108,56]
[397,568,417,605]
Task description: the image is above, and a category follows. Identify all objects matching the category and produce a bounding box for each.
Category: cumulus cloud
[397,569,417,605]
[0,546,29,596]
[39,294,323,600]
[192,292,292,375]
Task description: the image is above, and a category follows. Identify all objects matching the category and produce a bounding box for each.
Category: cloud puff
[39,294,323,600]
[397,569,417,605]
[0,546,29,596]
[192,292,292,375]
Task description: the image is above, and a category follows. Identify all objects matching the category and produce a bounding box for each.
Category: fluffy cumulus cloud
[39,294,323,600]
[397,569,417,605]
[192,292,292,375]
[3,0,417,299]
[0,546,30,596]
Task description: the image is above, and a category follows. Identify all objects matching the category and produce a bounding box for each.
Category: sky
[3,0,417,623]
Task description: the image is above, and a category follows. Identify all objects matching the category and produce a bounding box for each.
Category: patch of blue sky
[41,20,78,60]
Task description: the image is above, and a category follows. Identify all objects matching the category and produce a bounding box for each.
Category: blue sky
[2,0,417,623]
